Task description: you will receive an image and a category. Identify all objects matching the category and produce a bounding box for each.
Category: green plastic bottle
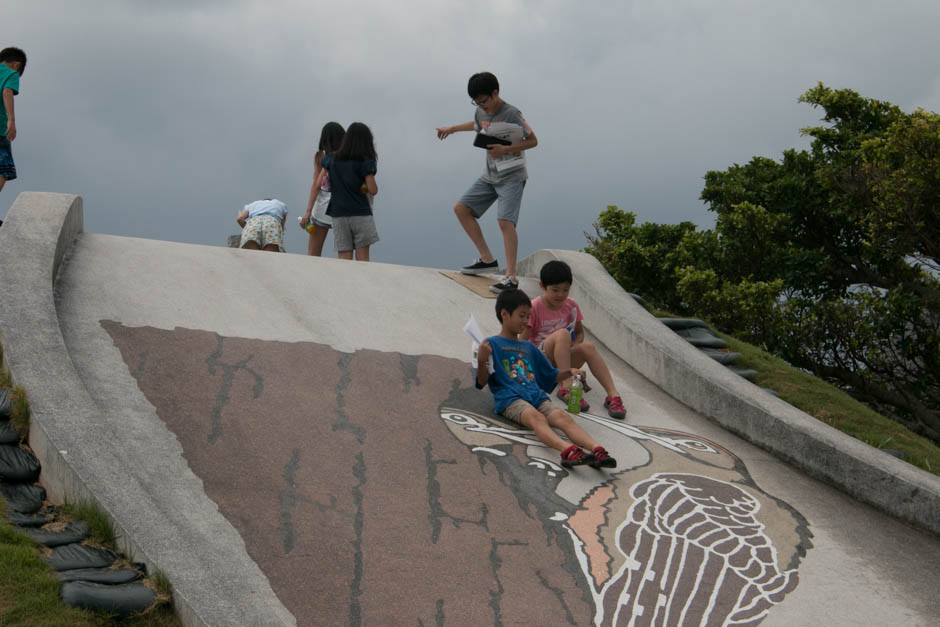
[298,216,316,234]
[567,375,583,414]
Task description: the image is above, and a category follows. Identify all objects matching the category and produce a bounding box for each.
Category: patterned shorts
[0,138,16,181]
[240,214,284,251]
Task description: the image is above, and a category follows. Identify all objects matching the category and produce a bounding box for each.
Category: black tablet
[473,133,512,148]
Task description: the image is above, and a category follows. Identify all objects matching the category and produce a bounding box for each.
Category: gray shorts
[501,398,555,425]
[332,215,379,252]
[458,178,527,224]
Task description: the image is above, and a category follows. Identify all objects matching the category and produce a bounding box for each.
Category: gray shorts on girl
[458,178,527,224]
[333,215,379,252]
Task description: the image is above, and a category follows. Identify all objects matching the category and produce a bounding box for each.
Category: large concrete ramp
[1,193,938,626]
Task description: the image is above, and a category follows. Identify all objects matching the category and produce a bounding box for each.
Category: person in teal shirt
[0,47,26,201]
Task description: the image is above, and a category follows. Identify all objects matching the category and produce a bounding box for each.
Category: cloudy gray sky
[4,1,940,269]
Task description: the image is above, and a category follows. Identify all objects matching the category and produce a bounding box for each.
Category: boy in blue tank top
[0,47,26,206]
[476,289,616,469]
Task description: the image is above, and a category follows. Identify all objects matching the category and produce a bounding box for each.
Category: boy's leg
[0,176,5,192]
[571,341,619,397]
[517,406,571,452]
[494,180,525,279]
[242,241,261,250]
[542,329,574,388]
[545,407,600,452]
[455,179,499,270]
[497,219,517,279]
[261,244,280,252]
[454,202,496,263]
[354,245,370,261]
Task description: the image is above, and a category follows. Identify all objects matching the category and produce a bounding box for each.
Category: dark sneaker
[488,276,519,294]
[589,446,617,469]
[603,395,626,420]
[560,445,594,468]
[460,257,499,275]
[557,387,590,412]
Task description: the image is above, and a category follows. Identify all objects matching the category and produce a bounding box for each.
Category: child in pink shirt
[522,260,627,419]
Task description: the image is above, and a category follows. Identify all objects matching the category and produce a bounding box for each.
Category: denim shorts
[458,178,526,224]
[0,138,16,181]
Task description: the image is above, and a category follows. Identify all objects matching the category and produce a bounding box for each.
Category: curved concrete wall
[0,192,294,626]
[518,249,940,536]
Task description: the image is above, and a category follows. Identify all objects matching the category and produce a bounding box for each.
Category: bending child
[236,198,288,252]
[522,260,627,419]
[477,288,617,469]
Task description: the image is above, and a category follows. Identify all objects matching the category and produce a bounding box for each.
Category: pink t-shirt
[527,297,583,346]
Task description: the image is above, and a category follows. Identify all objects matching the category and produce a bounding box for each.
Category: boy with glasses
[436,72,538,293]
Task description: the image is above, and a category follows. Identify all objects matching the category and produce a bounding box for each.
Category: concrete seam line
[518,249,940,536]
[0,192,295,626]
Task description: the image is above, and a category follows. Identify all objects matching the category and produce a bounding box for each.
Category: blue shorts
[458,178,526,224]
[0,138,16,181]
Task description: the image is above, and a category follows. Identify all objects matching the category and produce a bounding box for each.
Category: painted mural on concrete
[439,409,811,626]
[102,321,811,626]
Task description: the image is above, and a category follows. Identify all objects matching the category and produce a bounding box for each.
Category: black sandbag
[727,366,759,380]
[6,510,55,527]
[0,388,11,418]
[0,482,46,513]
[60,581,156,618]
[0,444,40,482]
[698,347,742,365]
[0,419,18,445]
[56,567,143,585]
[21,521,89,547]
[673,326,729,349]
[46,544,118,571]
[659,317,710,330]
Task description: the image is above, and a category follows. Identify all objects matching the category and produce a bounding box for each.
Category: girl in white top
[301,122,346,256]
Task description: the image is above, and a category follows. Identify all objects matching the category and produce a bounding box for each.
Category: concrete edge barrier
[0,192,292,626]
[518,249,940,536]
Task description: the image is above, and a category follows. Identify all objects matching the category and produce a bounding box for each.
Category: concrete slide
[1,192,938,626]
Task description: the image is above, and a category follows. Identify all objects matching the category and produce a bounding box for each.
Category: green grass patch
[717,332,940,476]
[62,500,117,546]
[0,513,181,626]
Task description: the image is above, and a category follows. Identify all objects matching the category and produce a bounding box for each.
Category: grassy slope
[718,332,940,476]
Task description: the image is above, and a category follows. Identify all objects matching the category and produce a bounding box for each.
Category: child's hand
[436,126,454,140]
[478,340,492,364]
[569,368,585,381]
[486,144,507,159]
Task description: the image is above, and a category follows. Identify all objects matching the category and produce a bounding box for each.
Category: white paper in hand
[464,313,494,374]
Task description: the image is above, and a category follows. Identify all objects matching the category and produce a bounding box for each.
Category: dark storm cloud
[4,1,940,267]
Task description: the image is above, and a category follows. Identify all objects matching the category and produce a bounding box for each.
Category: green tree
[587,84,940,442]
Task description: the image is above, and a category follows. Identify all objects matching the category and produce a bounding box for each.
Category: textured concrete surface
[1,192,939,626]
[519,250,940,536]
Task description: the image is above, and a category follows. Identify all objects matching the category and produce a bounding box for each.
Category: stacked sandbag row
[0,388,161,618]
[658,318,760,381]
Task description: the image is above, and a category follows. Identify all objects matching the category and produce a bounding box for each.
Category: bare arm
[236,209,249,228]
[572,320,584,345]
[304,168,326,221]
[476,340,492,388]
[3,88,15,141]
[364,173,378,196]
[436,120,475,140]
